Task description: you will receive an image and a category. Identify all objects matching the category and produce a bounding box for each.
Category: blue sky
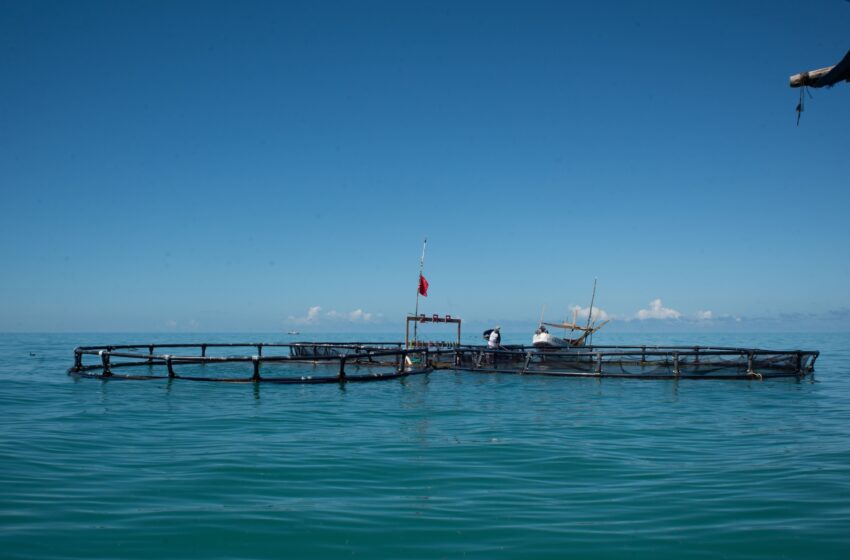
[1,0,849,333]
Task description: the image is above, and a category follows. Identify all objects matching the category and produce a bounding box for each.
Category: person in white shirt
[488,327,501,349]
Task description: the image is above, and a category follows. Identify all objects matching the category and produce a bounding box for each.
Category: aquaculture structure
[69,341,819,383]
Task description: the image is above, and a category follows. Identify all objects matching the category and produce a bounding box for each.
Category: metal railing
[449,345,819,380]
[71,342,431,384]
[69,342,819,383]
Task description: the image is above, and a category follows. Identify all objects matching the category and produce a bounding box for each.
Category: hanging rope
[796,85,813,126]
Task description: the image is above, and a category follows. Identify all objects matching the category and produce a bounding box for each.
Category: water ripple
[1,333,849,559]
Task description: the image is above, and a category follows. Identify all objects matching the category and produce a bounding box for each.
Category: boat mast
[586,278,597,345]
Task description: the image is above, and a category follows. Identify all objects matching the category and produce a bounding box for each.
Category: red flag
[418,274,429,297]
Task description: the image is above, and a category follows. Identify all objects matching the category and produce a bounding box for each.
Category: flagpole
[413,238,427,345]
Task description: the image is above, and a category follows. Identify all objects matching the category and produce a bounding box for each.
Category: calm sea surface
[1,332,849,559]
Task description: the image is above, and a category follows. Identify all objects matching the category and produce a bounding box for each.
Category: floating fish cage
[69,342,819,383]
[69,342,430,384]
[452,344,819,380]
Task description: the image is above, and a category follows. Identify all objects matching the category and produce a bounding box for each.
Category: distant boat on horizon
[287,330,300,335]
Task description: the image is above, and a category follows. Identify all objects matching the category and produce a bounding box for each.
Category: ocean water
[1,331,848,559]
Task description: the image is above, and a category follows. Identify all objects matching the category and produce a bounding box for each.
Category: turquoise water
[1,332,849,559]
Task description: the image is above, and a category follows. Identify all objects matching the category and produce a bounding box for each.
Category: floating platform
[69,342,819,383]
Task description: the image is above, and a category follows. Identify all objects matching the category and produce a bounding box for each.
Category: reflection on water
[0,332,848,560]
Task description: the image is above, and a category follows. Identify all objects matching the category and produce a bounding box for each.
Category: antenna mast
[413,238,427,345]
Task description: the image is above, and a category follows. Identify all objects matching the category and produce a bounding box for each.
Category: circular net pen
[450,345,819,380]
[69,342,433,384]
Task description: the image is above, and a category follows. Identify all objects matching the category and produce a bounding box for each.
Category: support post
[413,238,427,346]
[521,352,532,375]
[339,357,346,381]
[257,344,263,357]
[693,346,700,365]
[148,345,155,364]
[747,352,755,376]
[201,344,207,357]
[673,352,680,377]
[74,348,83,371]
[165,355,175,378]
[796,351,803,375]
[596,352,603,374]
[641,345,646,364]
[99,350,112,377]
[252,356,261,381]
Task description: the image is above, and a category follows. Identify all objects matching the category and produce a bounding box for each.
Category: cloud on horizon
[165,318,200,330]
[287,306,322,325]
[288,306,381,325]
[326,308,378,322]
[569,305,609,324]
[636,299,682,320]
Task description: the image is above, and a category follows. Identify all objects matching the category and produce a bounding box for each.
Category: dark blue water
[1,332,848,559]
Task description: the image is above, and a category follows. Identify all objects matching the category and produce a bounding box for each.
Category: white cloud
[165,318,200,330]
[696,310,713,320]
[326,308,377,323]
[348,309,373,322]
[288,306,322,325]
[569,305,609,324]
[289,306,380,325]
[636,299,682,320]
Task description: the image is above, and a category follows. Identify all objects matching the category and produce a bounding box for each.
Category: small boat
[532,280,609,348]
[287,331,300,335]
[532,320,607,348]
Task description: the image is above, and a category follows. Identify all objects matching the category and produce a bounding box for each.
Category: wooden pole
[789,66,834,88]
[413,238,427,346]
[585,279,597,345]
[585,279,597,330]
[405,317,410,348]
